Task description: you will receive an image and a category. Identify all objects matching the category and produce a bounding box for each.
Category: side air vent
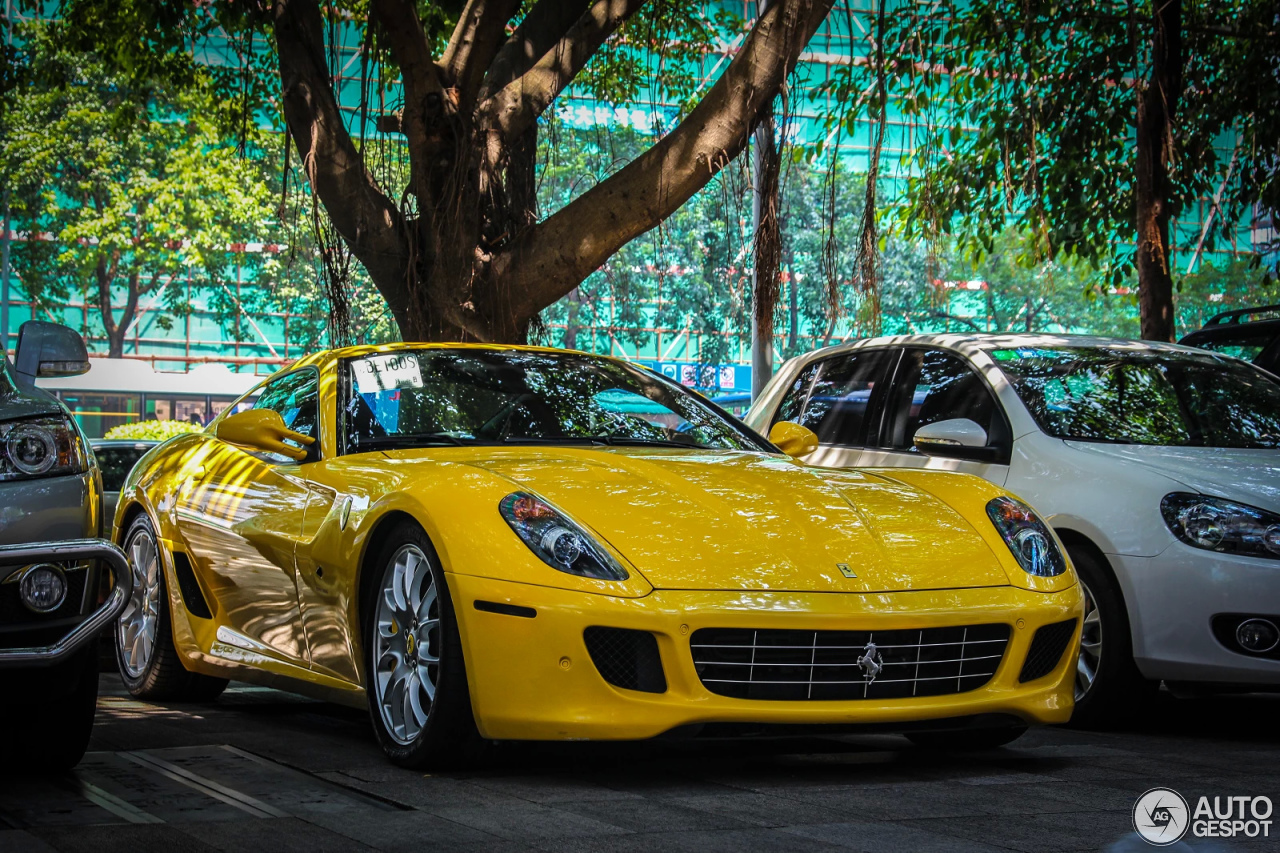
[172,552,213,619]
[583,627,667,694]
[1019,619,1078,683]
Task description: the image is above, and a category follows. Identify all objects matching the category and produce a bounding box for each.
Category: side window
[773,349,894,447]
[886,349,1008,455]
[252,369,320,461]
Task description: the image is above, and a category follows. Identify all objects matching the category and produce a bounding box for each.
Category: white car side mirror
[914,418,988,451]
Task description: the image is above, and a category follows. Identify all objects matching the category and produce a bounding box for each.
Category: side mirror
[913,418,1001,462]
[768,421,819,458]
[216,409,315,462]
[13,321,90,386]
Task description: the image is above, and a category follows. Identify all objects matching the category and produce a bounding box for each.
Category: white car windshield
[989,346,1280,448]
[340,349,768,453]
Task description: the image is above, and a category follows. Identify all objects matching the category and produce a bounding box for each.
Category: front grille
[1019,619,1078,682]
[584,627,667,693]
[691,624,1011,701]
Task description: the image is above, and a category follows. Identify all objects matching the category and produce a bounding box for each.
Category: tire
[3,642,100,771]
[363,521,481,768]
[115,514,228,702]
[906,725,1027,750]
[1067,546,1156,728]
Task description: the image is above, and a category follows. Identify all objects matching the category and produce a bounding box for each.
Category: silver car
[0,321,130,770]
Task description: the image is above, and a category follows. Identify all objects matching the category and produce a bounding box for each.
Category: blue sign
[634,360,752,394]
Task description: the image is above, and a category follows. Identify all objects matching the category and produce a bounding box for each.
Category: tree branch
[485,0,833,335]
[441,0,523,108]
[272,0,413,323]
[477,0,594,103]
[476,0,648,143]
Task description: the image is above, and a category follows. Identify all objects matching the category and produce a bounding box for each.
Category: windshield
[341,349,769,453]
[990,346,1280,448]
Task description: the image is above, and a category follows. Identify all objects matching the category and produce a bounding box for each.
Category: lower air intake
[1018,619,1078,683]
[583,627,667,693]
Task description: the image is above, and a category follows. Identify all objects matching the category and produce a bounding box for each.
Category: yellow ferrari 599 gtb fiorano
[111,343,1082,766]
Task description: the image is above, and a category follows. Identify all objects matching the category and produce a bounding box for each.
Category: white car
[746,333,1280,725]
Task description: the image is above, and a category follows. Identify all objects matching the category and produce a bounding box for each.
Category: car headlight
[1161,493,1280,560]
[986,496,1068,577]
[499,492,629,581]
[0,416,88,482]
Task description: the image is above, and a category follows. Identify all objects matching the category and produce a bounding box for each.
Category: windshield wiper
[352,433,470,451]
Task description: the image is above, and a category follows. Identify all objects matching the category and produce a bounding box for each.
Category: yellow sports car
[112,344,1082,766]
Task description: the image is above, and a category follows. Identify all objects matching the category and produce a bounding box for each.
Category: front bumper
[0,471,99,546]
[0,539,131,668]
[1118,546,1280,684]
[450,575,1082,741]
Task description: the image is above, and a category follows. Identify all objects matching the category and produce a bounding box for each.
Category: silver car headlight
[499,491,629,581]
[0,416,88,482]
[986,496,1068,577]
[1161,492,1280,560]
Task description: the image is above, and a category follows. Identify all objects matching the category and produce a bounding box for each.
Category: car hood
[1063,442,1280,512]
[454,448,1009,593]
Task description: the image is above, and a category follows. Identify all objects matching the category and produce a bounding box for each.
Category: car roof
[796,332,1212,363]
[290,342,594,370]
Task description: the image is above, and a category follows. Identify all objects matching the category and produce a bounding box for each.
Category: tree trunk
[272,0,833,344]
[750,105,781,398]
[786,242,799,350]
[1134,0,1181,342]
[564,287,582,349]
[94,256,138,358]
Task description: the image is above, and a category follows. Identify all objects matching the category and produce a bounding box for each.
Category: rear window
[95,445,150,492]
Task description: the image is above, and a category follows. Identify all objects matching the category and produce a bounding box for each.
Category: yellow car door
[176,369,320,665]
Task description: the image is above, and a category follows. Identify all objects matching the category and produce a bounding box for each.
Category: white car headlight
[499,492,628,581]
[986,496,1068,577]
[1161,493,1280,560]
[0,416,88,482]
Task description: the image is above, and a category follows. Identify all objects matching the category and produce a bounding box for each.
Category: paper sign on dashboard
[353,355,424,394]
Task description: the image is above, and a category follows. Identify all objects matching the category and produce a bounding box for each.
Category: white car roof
[797,332,1211,364]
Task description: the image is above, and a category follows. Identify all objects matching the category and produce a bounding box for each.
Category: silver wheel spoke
[416,582,437,624]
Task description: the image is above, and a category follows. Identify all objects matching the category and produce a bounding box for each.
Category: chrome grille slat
[689,638,1006,651]
[690,624,1011,701]
[701,672,997,686]
[685,653,1005,667]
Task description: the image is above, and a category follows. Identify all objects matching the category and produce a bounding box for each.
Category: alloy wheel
[373,544,441,746]
[1075,578,1103,701]
[118,526,162,678]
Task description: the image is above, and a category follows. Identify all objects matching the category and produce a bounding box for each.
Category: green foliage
[578,1,742,119]
[103,418,204,441]
[0,22,279,354]
[833,0,1280,288]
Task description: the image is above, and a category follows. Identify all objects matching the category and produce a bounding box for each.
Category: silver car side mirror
[13,321,90,387]
[914,418,989,451]
[912,417,1006,464]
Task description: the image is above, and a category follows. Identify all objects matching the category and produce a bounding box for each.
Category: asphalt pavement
[2,675,1279,852]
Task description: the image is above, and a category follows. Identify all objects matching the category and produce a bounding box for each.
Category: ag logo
[1133,787,1190,846]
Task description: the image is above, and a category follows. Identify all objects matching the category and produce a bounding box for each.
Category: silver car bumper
[0,539,131,668]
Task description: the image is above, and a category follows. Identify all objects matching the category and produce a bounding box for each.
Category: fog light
[19,564,68,613]
[1236,618,1280,654]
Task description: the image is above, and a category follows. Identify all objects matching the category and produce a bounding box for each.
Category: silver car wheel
[373,544,440,746]
[1075,578,1103,701]
[118,526,162,678]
